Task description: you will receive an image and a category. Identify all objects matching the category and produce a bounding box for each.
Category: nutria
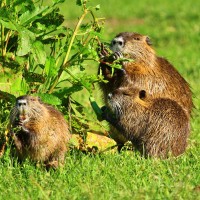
[8,95,71,168]
[102,87,190,158]
[98,32,193,147]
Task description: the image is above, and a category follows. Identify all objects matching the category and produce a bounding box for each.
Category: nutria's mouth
[108,99,123,119]
[19,114,27,121]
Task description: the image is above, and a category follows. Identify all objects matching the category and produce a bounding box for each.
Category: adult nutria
[102,87,190,158]
[98,32,193,147]
[8,95,71,168]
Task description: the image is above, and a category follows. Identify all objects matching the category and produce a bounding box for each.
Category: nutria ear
[139,90,146,99]
[146,36,152,46]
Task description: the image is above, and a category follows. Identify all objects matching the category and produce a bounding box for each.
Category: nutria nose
[108,93,112,100]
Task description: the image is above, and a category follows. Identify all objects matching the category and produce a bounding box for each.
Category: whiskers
[10,104,42,126]
[28,107,41,119]
[10,107,18,117]
[10,107,19,124]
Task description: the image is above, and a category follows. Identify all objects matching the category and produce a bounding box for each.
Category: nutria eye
[112,40,116,45]
[139,90,146,99]
[119,41,123,45]
[135,37,140,41]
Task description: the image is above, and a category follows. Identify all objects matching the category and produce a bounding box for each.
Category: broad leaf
[0,71,28,95]
[0,20,17,31]
[44,56,57,77]
[31,41,46,65]
[42,26,67,40]
[19,6,48,26]
[0,90,16,102]
[37,93,62,105]
[17,29,36,56]
[52,0,65,4]
[23,71,46,83]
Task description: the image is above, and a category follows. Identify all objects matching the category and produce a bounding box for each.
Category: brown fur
[106,87,189,158]
[9,95,71,168]
[99,32,193,147]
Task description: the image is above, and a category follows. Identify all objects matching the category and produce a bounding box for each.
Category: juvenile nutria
[98,32,193,147]
[9,95,71,168]
[102,87,190,158]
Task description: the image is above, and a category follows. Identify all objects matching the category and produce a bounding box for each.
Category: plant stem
[1,24,4,57]
[63,9,88,67]
[48,8,89,94]
[3,30,12,56]
[0,0,6,57]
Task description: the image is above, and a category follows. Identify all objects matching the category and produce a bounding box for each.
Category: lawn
[0,0,200,199]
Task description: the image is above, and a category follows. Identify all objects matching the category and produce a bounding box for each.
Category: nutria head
[107,87,148,118]
[10,96,44,125]
[110,32,155,66]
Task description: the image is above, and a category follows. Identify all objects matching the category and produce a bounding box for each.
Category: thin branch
[1,24,4,57]
[63,9,89,67]
[48,8,89,94]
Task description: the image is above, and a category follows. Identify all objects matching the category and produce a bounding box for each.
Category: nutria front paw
[14,118,23,127]
[112,51,123,60]
[98,43,110,59]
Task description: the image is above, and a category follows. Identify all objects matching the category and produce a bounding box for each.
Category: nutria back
[9,95,71,168]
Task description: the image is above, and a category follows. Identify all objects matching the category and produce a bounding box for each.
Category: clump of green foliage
[0,0,110,137]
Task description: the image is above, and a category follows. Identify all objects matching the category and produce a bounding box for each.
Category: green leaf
[42,26,67,40]
[56,84,83,97]
[35,22,46,31]
[70,101,84,118]
[10,75,28,95]
[0,7,12,20]
[19,6,48,26]
[31,41,46,65]
[23,72,45,83]
[80,80,92,93]
[37,93,62,105]
[53,0,65,4]
[90,30,103,38]
[0,20,17,31]
[44,56,57,77]
[76,0,83,6]
[89,96,103,121]
[17,29,36,56]
[0,90,16,102]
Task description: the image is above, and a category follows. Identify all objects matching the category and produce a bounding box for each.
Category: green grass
[0,148,199,200]
[0,0,200,199]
